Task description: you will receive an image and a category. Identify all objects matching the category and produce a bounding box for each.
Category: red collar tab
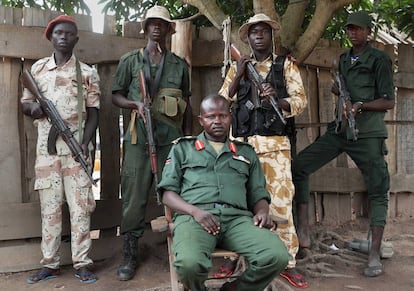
[229,141,237,153]
[195,139,205,151]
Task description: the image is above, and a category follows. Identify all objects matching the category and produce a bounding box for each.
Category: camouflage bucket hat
[239,13,280,43]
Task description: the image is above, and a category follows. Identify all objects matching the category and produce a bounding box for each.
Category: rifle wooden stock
[20,69,96,185]
[138,70,161,205]
[230,44,286,124]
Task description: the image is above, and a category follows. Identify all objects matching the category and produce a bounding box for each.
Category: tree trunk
[253,0,278,21]
[281,0,309,50]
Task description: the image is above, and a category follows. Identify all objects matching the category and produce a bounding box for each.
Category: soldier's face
[199,99,231,142]
[248,22,272,53]
[346,24,370,46]
[50,22,78,54]
[145,18,170,42]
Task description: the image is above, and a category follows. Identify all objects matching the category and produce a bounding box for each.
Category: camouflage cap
[345,11,373,28]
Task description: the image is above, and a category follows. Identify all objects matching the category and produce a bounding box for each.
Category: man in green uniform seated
[157,94,290,291]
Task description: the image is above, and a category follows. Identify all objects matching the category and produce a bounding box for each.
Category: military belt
[196,203,233,210]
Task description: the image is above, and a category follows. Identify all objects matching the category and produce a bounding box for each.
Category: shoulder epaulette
[172,136,196,144]
[121,48,142,59]
[230,138,252,148]
[31,57,51,74]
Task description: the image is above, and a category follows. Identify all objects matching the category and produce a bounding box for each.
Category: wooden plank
[390,174,414,193]
[398,44,414,73]
[192,39,224,67]
[296,66,320,153]
[103,15,117,35]
[396,88,414,175]
[0,199,121,240]
[20,61,37,202]
[97,64,121,200]
[0,25,146,64]
[394,72,414,89]
[22,7,92,32]
[0,231,119,272]
[303,46,343,69]
[123,21,145,38]
[198,26,221,41]
[0,58,22,203]
[309,167,366,193]
[0,6,23,25]
[172,21,192,67]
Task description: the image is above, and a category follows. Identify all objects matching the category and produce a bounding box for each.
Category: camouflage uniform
[21,54,100,269]
[220,55,307,268]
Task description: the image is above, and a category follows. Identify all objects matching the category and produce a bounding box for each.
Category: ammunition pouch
[231,81,286,138]
[152,88,187,129]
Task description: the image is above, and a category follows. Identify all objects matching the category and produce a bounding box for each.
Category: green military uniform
[158,133,290,291]
[112,48,190,237]
[293,44,394,227]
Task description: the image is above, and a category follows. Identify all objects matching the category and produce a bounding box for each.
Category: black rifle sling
[143,48,165,100]
[142,48,166,144]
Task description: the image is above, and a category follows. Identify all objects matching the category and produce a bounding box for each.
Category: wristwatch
[355,101,364,113]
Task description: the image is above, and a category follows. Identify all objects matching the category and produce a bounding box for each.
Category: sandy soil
[1,217,413,291]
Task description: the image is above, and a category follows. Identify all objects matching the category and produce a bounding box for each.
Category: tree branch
[293,0,357,63]
[180,0,227,30]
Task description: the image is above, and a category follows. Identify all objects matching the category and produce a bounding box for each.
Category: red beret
[44,15,77,41]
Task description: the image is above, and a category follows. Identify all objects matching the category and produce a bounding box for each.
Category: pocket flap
[34,178,52,190]
[163,95,179,117]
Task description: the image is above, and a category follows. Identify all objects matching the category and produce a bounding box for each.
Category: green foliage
[372,0,414,39]
[1,0,90,14]
[2,0,413,41]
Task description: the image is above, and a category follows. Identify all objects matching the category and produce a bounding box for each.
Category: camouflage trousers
[35,154,96,269]
[245,135,299,268]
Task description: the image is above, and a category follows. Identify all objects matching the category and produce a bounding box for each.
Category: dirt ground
[1,217,414,291]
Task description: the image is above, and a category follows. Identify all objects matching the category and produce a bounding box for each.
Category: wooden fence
[1,6,413,271]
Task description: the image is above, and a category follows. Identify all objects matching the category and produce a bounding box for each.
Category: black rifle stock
[138,70,161,205]
[20,69,96,185]
[230,44,286,125]
[333,71,359,141]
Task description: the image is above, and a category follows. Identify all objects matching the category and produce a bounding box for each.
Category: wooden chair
[151,206,287,291]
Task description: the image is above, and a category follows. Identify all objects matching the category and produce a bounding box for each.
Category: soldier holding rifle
[219,13,308,288]
[293,11,395,278]
[111,5,192,281]
[21,15,100,284]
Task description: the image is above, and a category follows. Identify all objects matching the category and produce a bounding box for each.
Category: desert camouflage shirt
[219,54,307,153]
[21,54,100,156]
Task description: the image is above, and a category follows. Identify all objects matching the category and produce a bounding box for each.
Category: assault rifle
[230,44,286,125]
[20,69,95,185]
[138,70,161,205]
[333,70,359,141]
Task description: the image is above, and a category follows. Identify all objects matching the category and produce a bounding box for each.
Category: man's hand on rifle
[133,101,146,122]
[235,55,250,79]
[80,144,89,160]
[260,83,276,102]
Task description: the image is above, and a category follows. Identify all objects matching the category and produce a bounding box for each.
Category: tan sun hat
[239,13,280,43]
[141,5,176,34]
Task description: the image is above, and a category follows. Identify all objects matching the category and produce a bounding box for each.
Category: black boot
[296,203,311,248]
[117,233,138,281]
